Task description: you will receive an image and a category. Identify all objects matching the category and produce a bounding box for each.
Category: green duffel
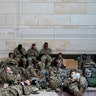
[87,77,96,87]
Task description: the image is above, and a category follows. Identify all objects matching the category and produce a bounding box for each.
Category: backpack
[87,77,96,87]
[48,76,61,89]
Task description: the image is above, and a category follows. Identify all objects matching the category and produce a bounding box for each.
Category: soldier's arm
[22,48,26,55]
[34,50,39,56]
[27,49,32,57]
[14,49,21,58]
[40,49,45,55]
[47,48,52,55]
[78,61,83,70]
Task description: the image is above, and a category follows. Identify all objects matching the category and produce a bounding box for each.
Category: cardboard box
[63,59,78,69]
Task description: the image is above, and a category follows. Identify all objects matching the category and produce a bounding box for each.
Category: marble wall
[0,0,96,60]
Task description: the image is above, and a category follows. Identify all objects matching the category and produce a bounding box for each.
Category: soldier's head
[6,67,13,74]
[9,52,14,59]
[58,53,63,59]
[44,42,48,49]
[21,80,31,86]
[31,43,36,49]
[17,44,22,50]
[82,54,87,60]
[70,69,76,77]
[70,69,80,79]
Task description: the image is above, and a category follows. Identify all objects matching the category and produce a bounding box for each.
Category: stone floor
[29,90,96,96]
[29,90,58,96]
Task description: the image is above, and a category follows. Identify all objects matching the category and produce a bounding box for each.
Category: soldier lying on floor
[0,80,39,96]
[63,69,87,96]
[0,67,22,85]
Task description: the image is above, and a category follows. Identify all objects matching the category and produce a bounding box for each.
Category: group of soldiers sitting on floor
[0,42,96,96]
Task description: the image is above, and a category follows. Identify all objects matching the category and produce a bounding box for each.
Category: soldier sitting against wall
[40,42,52,68]
[27,43,39,65]
[78,54,96,77]
[2,52,18,69]
[51,53,66,69]
[13,44,27,68]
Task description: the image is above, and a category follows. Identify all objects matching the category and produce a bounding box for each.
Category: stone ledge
[87,87,96,91]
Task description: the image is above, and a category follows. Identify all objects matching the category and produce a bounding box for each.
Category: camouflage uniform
[27,47,39,64]
[13,47,26,68]
[52,57,65,69]
[24,65,37,80]
[0,68,22,85]
[40,48,52,68]
[63,70,87,96]
[36,61,45,70]
[69,82,81,96]
[79,59,96,69]
[3,58,18,69]
[51,53,66,69]
[0,84,38,96]
[68,76,87,96]
[79,76,87,94]
[78,58,96,75]
[48,67,61,90]
[12,67,25,81]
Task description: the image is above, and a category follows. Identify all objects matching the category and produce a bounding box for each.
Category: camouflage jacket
[79,59,96,70]
[13,47,26,59]
[3,58,17,68]
[0,84,35,96]
[40,48,52,56]
[24,65,37,79]
[27,48,39,57]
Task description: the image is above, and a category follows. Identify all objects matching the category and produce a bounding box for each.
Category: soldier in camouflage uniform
[36,57,45,71]
[40,42,52,68]
[63,69,87,96]
[78,54,96,75]
[3,52,18,69]
[24,60,45,80]
[27,43,39,65]
[0,80,39,96]
[48,67,61,91]
[24,63,37,80]
[13,44,27,68]
[51,53,66,69]
[0,67,22,85]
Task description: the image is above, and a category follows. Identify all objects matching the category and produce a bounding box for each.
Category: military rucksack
[87,77,96,87]
[23,86,31,95]
[48,76,61,89]
[84,67,96,78]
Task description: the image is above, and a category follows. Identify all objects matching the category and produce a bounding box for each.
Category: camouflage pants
[0,85,23,96]
[16,57,26,68]
[41,55,52,67]
[28,56,37,64]
[48,76,61,90]
[0,85,35,96]
[37,62,45,70]
[79,76,87,92]
[69,82,82,96]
